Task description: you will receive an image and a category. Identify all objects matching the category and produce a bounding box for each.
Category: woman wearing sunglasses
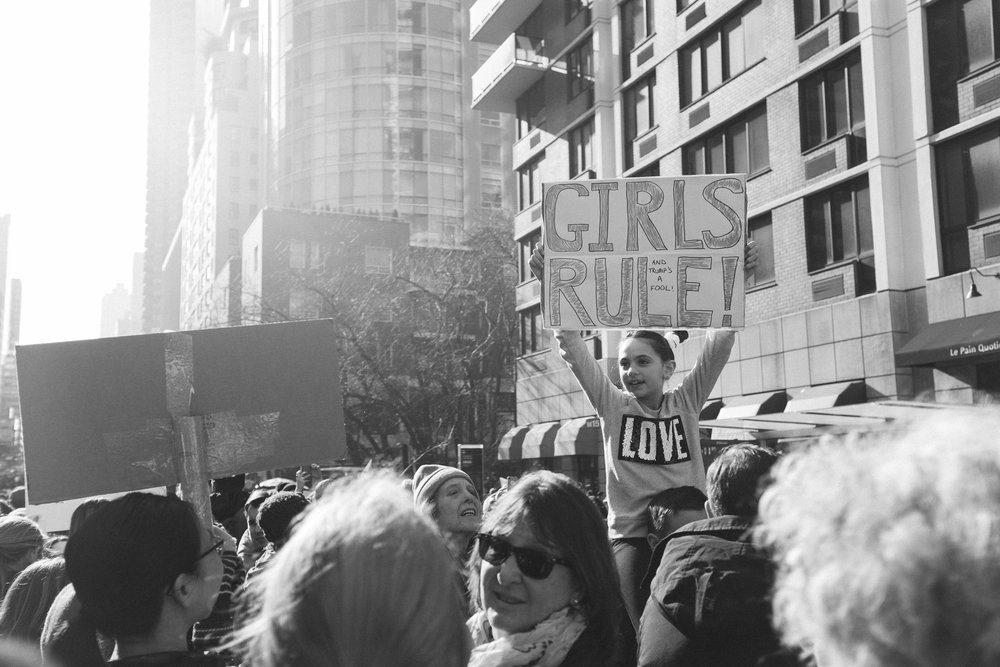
[467,470,632,667]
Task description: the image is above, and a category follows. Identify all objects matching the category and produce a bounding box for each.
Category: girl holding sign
[529,242,758,631]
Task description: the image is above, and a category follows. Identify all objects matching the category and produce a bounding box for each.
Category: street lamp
[967,266,1000,299]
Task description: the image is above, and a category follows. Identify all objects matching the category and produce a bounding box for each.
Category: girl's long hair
[0,516,45,595]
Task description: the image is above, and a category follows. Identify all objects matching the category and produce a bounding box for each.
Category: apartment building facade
[474,0,1000,483]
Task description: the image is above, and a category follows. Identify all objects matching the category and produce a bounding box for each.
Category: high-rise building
[173,0,261,330]
[143,0,225,333]
[258,0,515,247]
[0,215,10,351]
[477,0,1000,483]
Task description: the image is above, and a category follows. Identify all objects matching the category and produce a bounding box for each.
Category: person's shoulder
[106,651,227,667]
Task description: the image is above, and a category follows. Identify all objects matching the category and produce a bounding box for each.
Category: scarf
[467,606,587,667]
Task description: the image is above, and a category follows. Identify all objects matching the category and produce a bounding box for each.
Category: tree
[241,209,518,469]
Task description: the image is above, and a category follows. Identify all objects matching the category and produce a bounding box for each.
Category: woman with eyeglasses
[467,470,633,667]
[64,492,228,666]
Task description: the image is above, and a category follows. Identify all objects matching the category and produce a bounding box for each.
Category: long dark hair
[469,471,619,658]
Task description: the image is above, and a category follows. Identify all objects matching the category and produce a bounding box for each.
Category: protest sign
[541,175,747,330]
[17,319,346,505]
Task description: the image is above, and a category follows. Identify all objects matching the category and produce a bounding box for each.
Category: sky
[0,2,150,345]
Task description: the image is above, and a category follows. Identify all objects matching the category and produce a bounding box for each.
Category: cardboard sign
[542,175,747,330]
[17,319,346,504]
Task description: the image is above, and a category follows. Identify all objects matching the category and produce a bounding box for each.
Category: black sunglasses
[476,533,571,580]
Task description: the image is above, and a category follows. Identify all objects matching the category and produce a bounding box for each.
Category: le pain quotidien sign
[948,337,1000,360]
[541,174,747,331]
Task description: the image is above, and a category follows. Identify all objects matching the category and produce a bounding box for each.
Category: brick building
[473,0,1000,485]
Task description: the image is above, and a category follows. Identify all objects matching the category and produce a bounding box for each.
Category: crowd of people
[0,240,996,665]
[0,408,994,666]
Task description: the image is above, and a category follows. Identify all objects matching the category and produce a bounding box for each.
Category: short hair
[469,471,619,662]
[64,493,202,638]
[621,329,688,363]
[0,515,45,593]
[257,492,309,546]
[7,487,26,510]
[646,486,707,534]
[0,557,68,643]
[69,498,110,537]
[705,443,778,517]
[232,471,470,667]
[757,412,1000,667]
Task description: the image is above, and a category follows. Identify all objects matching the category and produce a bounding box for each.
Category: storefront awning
[715,391,788,420]
[896,311,1000,367]
[785,380,867,412]
[497,422,559,460]
[553,416,603,457]
[700,399,724,420]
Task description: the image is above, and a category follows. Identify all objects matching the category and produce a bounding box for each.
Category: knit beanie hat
[412,465,475,511]
[257,491,309,545]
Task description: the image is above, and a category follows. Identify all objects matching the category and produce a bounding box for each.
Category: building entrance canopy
[701,399,980,441]
[498,417,602,460]
[896,311,1000,367]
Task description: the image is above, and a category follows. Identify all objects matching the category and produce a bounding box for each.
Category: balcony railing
[469,0,544,44]
[472,34,547,114]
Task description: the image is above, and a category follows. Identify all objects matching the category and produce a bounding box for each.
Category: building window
[519,229,542,283]
[566,0,591,22]
[936,124,1000,275]
[567,39,594,101]
[678,0,698,10]
[480,111,502,127]
[800,49,864,152]
[289,239,322,270]
[928,0,1000,131]
[748,213,775,286]
[481,144,501,168]
[621,0,653,79]
[683,104,769,175]
[482,177,503,209]
[569,117,595,178]
[804,176,873,275]
[680,0,764,107]
[519,304,544,355]
[795,0,847,33]
[623,74,655,170]
[518,154,544,211]
[365,246,393,274]
[516,80,546,139]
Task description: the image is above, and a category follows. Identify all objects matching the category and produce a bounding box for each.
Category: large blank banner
[541,175,747,330]
[17,319,346,504]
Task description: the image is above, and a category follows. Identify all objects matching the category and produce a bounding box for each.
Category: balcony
[469,0,543,44]
[472,34,547,114]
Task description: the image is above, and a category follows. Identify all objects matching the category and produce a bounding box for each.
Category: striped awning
[497,422,559,460]
[553,416,603,456]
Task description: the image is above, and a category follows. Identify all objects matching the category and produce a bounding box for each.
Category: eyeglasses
[476,533,571,580]
[194,539,225,564]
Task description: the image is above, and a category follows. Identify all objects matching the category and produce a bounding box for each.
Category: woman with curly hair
[757,410,1000,667]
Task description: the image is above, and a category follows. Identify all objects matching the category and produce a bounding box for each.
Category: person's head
[705,443,778,517]
[0,515,46,593]
[7,487,25,510]
[646,485,708,549]
[757,412,1000,667]
[618,330,687,407]
[257,491,309,548]
[69,498,110,537]
[244,488,272,534]
[233,471,471,667]
[469,471,618,655]
[0,557,68,643]
[412,465,481,538]
[64,492,223,640]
